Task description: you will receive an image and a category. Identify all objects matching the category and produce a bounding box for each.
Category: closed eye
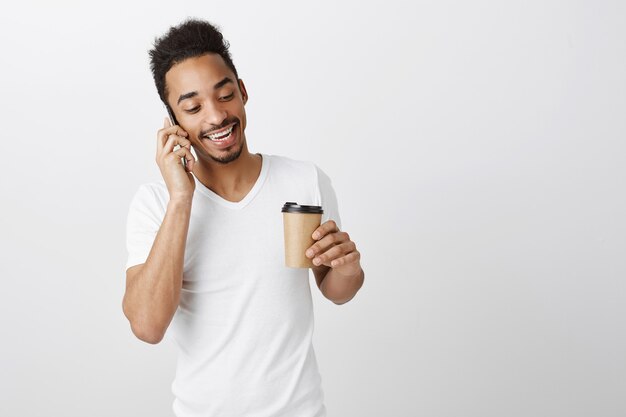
[185,106,200,113]
[220,93,234,101]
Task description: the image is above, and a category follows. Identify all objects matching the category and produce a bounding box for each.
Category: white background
[1,1,625,416]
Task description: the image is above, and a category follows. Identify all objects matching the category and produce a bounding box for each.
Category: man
[123,18,364,416]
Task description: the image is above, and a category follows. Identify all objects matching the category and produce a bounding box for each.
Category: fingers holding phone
[156,117,196,200]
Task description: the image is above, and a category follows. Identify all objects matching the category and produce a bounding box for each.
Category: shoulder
[134,179,167,197]
[263,154,315,174]
[263,154,335,186]
[130,180,168,209]
[264,154,318,179]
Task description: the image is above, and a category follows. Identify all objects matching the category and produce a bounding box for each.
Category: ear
[238,79,249,105]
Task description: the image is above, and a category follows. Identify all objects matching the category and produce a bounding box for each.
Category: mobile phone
[165,106,190,172]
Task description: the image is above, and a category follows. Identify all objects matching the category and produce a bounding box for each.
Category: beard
[208,140,244,164]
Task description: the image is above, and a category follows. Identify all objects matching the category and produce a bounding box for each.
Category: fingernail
[306,250,313,258]
[312,232,320,240]
[313,258,321,266]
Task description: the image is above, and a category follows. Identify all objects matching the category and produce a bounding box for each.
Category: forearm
[315,265,365,305]
[123,197,192,341]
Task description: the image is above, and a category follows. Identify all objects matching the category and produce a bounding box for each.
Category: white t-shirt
[125,154,341,417]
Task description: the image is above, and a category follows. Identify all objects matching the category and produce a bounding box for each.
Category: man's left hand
[305,220,361,278]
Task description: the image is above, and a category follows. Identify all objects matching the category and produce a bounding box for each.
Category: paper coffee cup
[282,202,323,268]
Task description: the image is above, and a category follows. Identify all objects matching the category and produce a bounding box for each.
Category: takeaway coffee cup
[282,202,324,268]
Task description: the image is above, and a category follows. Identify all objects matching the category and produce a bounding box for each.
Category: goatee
[209,142,244,164]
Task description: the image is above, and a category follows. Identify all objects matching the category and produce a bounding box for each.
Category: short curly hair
[149,18,239,106]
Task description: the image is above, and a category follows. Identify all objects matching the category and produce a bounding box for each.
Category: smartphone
[165,106,190,172]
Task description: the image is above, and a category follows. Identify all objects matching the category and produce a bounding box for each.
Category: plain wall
[0,1,624,416]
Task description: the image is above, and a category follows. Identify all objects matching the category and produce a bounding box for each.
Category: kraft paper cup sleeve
[282,202,323,268]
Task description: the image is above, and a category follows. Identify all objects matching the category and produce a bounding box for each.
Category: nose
[201,101,227,127]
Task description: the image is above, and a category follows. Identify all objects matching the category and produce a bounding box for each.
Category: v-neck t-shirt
[125,154,341,417]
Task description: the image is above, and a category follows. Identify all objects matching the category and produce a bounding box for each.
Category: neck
[193,148,262,202]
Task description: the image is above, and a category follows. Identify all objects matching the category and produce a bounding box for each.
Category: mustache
[199,118,239,138]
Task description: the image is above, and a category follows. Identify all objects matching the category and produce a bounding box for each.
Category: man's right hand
[156,117,196,200]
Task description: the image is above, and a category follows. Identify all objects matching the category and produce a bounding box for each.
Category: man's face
[165,53,248,165]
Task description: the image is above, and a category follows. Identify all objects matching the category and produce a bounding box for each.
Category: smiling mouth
[203,123,237,142]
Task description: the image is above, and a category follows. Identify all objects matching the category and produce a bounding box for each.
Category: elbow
[331,295,355,305]
[122,299,166,345]
[130,322,165,344]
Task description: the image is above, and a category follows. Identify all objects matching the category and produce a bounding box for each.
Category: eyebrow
[176,77,235,105]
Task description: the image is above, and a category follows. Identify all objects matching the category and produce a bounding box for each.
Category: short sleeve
[125,184,166,270]
[315,165,342,230]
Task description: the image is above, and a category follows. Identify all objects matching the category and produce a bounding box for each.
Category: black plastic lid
[281,202,324,214]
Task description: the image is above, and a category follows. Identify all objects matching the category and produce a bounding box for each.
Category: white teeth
[208,125,234,140]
